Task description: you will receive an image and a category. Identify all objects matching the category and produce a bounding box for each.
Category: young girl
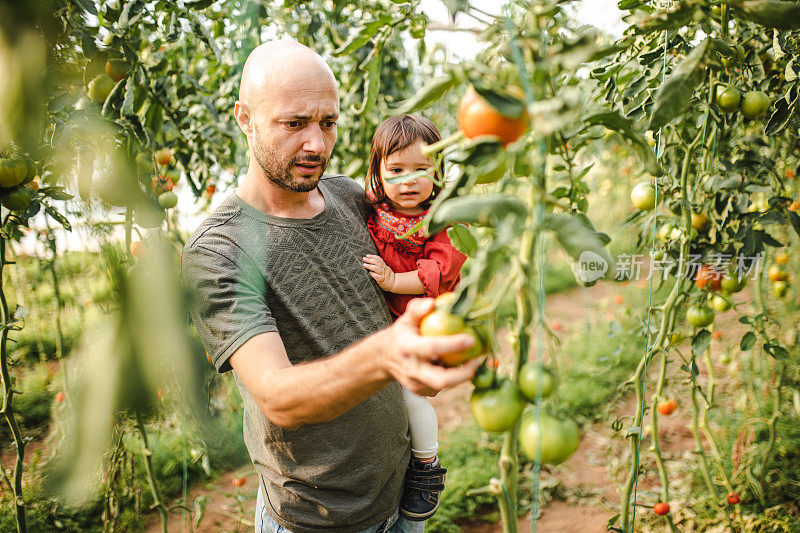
[361,114,467,521]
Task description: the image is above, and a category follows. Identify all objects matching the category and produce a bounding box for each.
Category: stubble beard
[252,133,328,193]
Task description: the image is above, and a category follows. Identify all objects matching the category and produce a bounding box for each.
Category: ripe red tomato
[727,491,740,505]
[696,265,723,291]
[712,330,723,340]
[613,295,624,305]
[55,391,65,404]
[653,502,670,515]
[232,477,247,488]
[656,398,678,416]
[457,86,528,146]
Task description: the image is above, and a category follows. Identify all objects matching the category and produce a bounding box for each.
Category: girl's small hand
[363,254,396,292]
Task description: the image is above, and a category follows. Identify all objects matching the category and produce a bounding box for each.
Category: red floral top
[366,200,467,319]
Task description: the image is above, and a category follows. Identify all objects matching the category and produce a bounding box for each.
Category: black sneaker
[399,457,447,521]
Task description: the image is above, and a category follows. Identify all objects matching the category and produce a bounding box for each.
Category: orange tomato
[457,86,528,146]
[129,241,147,258]
[656,398,678,416]
[695,264,723,291]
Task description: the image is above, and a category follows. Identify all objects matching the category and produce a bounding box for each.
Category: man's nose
[303,123,325,154]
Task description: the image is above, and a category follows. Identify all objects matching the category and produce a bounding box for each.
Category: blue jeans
[254,486,425,533]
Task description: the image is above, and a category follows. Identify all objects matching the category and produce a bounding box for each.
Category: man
[181,40,481,533]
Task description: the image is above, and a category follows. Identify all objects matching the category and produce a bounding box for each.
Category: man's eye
[322,121,337,129]
[287,121,301,128]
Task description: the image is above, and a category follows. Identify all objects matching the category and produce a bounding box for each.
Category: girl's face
[379,141,435,215]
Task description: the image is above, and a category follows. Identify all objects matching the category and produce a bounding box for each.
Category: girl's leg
[401,387,438,459]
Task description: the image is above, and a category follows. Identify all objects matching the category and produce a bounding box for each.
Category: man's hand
[379,298,483,396]
[363,254,396,291]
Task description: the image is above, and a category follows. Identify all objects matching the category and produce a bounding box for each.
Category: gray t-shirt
[181,175,410,533]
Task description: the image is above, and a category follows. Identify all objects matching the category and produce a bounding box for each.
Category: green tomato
[687,305,715,328]
[158,191,178,209]
[0,186,32,212]
[519,412,580,465]
[658,222,674,241]
[0,157,28,188]
[741,91,770,119]
[469,378,525,433]
[720,272,746,293]
[773,280,789,299]
[711,294,732,312]
[517,361,555,403]
[719,352,732,365]
[631,182,656,211]
[471,363,496,391]
[716,85,741,113]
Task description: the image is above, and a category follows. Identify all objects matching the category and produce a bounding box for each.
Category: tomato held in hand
[420,309,486,367]
[457,86,528,147]
[519,412,580,465]
[469,378,525,433]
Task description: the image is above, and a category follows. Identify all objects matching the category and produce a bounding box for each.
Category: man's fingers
[396,297,435,328]
[417,332,475,359]
[412,358,484,391]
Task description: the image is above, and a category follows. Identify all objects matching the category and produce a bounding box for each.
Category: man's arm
[230,298,481,430]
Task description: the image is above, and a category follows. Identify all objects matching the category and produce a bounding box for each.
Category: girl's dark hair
[366,114,443,207]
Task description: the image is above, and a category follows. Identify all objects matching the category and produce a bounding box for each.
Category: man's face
[248,72,339,192]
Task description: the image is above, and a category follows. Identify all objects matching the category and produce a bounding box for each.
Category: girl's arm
[363,254,425,294]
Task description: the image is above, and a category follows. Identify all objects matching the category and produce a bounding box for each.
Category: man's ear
[234,101,252,136]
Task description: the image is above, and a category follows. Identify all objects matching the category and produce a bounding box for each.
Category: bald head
[239,40,338,112]
[234,40,340,194]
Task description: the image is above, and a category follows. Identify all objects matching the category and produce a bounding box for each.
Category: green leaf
[427,194,527,235]
[648,38,711,131]
[447,224,478,257]
[442,0,469,20]
[384,169,429,185]
[390,74,455,114]
[333,24,379,56]
[184,0,217,9]
[544,213,614,284]
[740,331,756,351]
[470,83,526,118]
[731,0,800,30]
[583,111,661,175]
[44,205,72,231]
[618,0,642,9]
[692,330,712,356]
[121,77,135,117]
[763,342,790,359]
[354,49,381,116]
